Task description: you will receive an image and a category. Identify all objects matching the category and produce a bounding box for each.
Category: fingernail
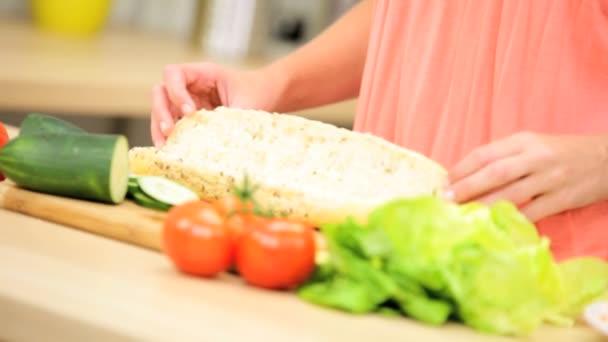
[160,121,170,135]
[181,103,194,115]
[443,189,455,201]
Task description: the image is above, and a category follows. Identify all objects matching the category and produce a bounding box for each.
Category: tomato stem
[230,174,275,218]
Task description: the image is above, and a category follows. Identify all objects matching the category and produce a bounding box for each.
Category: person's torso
[355,0,608,261]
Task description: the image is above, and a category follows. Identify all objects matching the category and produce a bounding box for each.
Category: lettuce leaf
[298,216,454,324]
[556,257,608,318]
[297,197,608,337]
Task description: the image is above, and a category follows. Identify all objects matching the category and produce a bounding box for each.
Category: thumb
[163,64,197,116]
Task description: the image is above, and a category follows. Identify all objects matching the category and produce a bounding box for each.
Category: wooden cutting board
[0,182,328,253]
[0,181,166,251]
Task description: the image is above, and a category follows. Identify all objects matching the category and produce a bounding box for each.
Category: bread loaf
[129,107,447,226]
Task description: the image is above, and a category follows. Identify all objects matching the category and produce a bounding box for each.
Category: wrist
[256,60,293,113]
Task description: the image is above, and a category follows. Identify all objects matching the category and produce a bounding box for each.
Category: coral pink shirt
[355,0,608,261]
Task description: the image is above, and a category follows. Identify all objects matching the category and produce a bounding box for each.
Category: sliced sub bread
[129,107,447,226]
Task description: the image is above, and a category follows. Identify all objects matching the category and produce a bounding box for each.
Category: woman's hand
[447,132,608,222]
[151,63,286,147]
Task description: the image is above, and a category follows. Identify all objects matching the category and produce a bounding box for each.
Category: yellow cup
[31,0,112,36]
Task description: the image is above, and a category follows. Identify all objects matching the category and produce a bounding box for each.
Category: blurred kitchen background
[0,0,359,146]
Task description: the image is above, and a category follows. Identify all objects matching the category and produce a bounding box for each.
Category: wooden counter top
[0,18,356,126]
[0,208,605,342]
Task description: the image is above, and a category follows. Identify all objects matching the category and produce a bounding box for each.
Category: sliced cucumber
[136,176,199,206]
[127,176,173,211]
[128,176,140,193]
[131,189,172,211]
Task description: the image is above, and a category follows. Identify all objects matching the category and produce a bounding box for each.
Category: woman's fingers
[520,191,569,223]
[449,136,525,184]
[151,85,176,145]
[475,171,552,206]
[196,96,214,111]
[449,153,535,203]
[163,64,198,116]
[167,98,183,122]
[150,113,165,147]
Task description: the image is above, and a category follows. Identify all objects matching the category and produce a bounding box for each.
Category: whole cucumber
[0,133,129,204]
[20,113,85,136]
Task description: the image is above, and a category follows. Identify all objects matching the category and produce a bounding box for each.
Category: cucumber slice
[128,176,140,192]
[131,190,171,211]
[127,175,178,211]
[137,176,199,206]
[128,181,140,194]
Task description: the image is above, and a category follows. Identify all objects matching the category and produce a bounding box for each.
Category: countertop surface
[1,208,605,342]
[0,18,356,126]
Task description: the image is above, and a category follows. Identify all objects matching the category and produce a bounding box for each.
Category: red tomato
[214,195,256,241]
[163,201,232,277]
[235,218,316,290]
[215,195,253,215]
[0,123,8,181]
